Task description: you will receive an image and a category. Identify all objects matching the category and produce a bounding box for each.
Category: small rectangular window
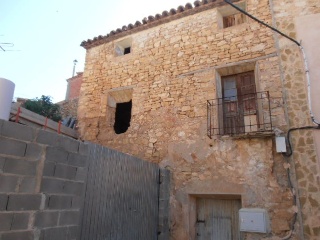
[223,12,245,28]
[218,2,246,29]
[115,38,132,56]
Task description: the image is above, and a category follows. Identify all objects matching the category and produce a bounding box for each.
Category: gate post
[158,168,171,240]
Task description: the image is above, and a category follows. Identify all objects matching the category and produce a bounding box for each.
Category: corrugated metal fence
[80,144,160,240]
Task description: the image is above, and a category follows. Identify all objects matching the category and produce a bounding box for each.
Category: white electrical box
[239,208,269,233]
[275,136,287,153]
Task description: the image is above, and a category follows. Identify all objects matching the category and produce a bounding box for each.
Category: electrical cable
[281,125,320,239]
[282,126,320,157]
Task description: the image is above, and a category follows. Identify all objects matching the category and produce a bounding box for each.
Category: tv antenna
[72,59,78,77]
[0,42,20,52]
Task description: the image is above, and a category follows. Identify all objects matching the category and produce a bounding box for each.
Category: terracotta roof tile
[81,0,240,49]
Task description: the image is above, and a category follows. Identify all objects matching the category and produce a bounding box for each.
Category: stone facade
[78,0,319,239]
[270,0,320,239]
[59,98,79,119]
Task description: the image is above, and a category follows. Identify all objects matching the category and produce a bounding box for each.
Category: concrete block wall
[0,119,88,240]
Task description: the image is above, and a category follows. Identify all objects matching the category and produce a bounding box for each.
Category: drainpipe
[223,0,320,126]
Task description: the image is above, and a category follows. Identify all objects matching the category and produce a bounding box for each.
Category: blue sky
[0,0,189,102]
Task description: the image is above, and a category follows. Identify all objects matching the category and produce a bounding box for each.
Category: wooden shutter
[237,71,256,114]
[222,71,257,134]
[223,13,245,28]
[223,15,236,28]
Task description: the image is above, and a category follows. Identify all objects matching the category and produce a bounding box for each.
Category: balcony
[207,91,273,138]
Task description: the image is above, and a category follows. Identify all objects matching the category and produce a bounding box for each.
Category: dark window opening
[124,47,131,55]
[114,100,132,134]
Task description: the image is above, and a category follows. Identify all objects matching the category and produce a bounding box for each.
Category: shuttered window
[223,12,246,28]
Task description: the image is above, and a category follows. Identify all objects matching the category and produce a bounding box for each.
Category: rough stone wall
[59,99,79,119]
[270,0,320,239]
[78,0,298,239]
[0,120,88,240]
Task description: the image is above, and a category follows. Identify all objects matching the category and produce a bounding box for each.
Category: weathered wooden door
[222,71,257,134]
[196,198,242,240]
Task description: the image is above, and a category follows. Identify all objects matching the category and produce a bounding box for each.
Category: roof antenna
[72,59,78,77]
[0,42,15,52]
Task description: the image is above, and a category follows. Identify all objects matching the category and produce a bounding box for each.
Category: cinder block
[3,158,37,176]
[40,178,65,193]
[36,130,59,146]
[71,197,83,209]
[0,213,14,231]
[7,194,42,211]
[79,142,89,155]
[47,195,72,209]
[0,137,27,157]
[0,194,9,210]
[54,164,77,180]
[0,175,18,192]
[1,231,34,240]
[58,136,79,153]
[11,213,30,230]
[67,226,79,239]
[25,143,43,160]
[2,121,36,142]
[63,181,84,196]
[68,153,87,167]
[75,167,87,182]
[19,177,36,193]
[39,226,68,240]
[0,156,5,171]
[34,211,59,228]
[46,147,68,163]
[59,210,80,226]
[42,162,56,177]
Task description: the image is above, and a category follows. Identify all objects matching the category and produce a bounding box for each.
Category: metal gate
[80,144,160,240]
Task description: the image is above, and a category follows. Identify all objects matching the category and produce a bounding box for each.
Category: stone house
[78,0,320,239]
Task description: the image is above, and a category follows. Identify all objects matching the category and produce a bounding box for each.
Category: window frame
[217,1,247,29]
[107,87,134,134]
[215,62,262,135]
[115,38,132,56]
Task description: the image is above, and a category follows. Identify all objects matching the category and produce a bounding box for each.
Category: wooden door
[222,71,257,134]
[222,75,243,134]
[237,71,256,115]
[196,198,242,240]
[237,72,258,132]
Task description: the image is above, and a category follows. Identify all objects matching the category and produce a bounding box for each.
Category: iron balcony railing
[207,91,273,138]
